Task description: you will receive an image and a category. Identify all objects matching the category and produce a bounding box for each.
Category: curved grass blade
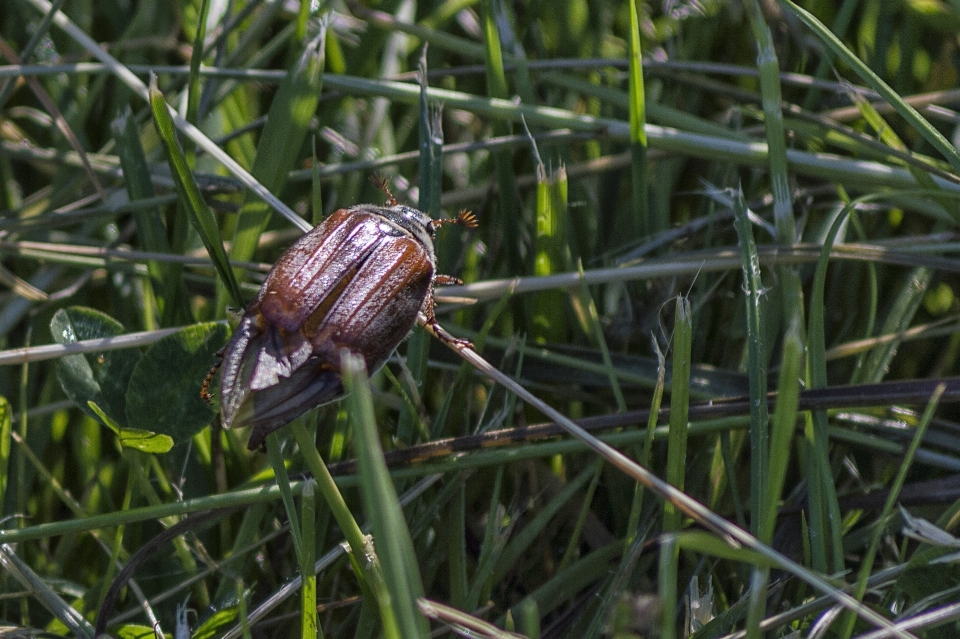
[783,0,960,174]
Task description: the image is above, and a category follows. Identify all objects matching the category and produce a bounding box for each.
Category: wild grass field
[2,0,960,638]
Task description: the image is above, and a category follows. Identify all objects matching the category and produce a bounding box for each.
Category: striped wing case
[219,206,435,450]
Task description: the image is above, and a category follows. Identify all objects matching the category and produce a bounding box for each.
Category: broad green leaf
[125,322,228,443]
[50,307,140,428]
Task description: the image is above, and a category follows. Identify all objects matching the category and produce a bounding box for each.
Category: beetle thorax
[354,204,437,266]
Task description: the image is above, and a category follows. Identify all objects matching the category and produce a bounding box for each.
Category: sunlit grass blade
[627,0,650,237]
[531,164,569,344]
[148,77,245,308]
[342,351,428,639]
[299,479,320,639]
[288,420,389,624]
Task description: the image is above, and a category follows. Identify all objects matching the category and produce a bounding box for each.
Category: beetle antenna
[370,174,398,206]
[436,209,478,230]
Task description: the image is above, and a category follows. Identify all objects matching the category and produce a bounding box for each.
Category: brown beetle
[212,188,476,450]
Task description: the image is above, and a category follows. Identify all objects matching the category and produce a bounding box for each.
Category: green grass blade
[763,328,802,546]
[342,351,429,639]
[397,48,442,445]
[482,0,522,276]
[531,165,569,344]
[627,0,650,237]
[300,479,320,639]
[731,188,769,536]
[664,295,692,532]
[661,296,692,639]
[111,108,187,328]
[783,0,960,174]
[856,266,932,384]
[266,432,302,559]
[745,0,795,246]
[148,77,246,308]
[185,0,210,136]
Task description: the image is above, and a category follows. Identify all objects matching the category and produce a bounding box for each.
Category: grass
[2,0,960,638]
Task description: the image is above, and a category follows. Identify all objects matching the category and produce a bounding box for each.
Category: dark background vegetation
[2,0,960,638]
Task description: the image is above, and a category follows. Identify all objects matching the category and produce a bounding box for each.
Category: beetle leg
[200,348,225,403]
[419,292,474,350]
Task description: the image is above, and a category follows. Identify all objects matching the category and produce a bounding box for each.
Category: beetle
[209,185,476,450]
